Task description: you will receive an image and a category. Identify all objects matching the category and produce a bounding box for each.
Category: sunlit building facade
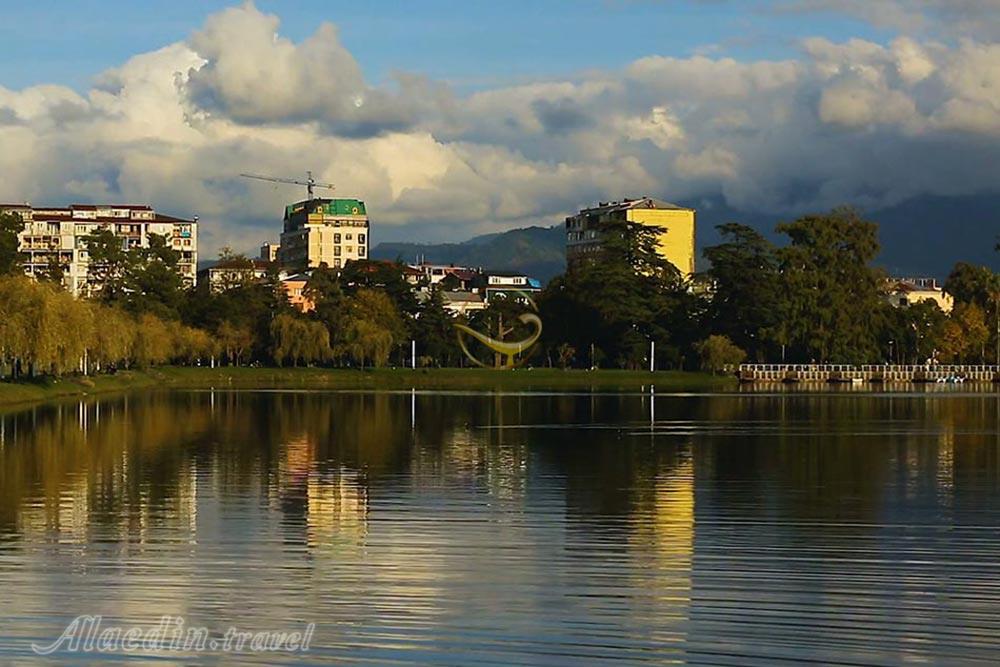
[565,197,696,278]
[278,198,369,271]
[1,202,198,295]
[885,277,954,313]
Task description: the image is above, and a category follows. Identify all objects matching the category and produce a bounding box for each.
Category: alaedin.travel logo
[32,615,315,656]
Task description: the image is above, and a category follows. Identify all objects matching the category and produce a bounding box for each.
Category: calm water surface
[2,388,1000,665]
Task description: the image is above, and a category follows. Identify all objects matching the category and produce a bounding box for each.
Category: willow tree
[168,320,217,365]
[91,304,135,370]
[216,321,254,366]
[0,277,92,376]
[52,291,94,374]
[694,334,747,374]
[133,313,172,367]
[270,314,331,367]
[343,318,394,368]
[0,276,34,376]
[341,289,404,368]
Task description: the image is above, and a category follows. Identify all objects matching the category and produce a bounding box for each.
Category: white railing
[740,364,1000,372]
[738,363,1000,382]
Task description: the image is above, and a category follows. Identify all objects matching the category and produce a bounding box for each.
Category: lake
[2,388,1000,665]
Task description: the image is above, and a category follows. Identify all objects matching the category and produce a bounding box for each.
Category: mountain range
[372,225,567,282]
[372,194,1000,283]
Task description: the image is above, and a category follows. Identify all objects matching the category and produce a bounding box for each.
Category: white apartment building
[198,258,272,293]
[1,203,197,295]
[411,262,477,288]
[483,272,542,302]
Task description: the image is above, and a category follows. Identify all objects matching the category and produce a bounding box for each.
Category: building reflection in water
[273,432,369,553]
[1,390,1000,663]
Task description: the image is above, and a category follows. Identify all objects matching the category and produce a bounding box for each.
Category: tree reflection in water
[2,390,1000,664]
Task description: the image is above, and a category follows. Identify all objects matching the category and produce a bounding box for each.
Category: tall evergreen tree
[83,228,131,303]
[125,233,184,319]
[413,288,457,367]
[539,217,688,369]
[944,262,996,310]
[774,207,884,363]
[0,211,24,276]
[703,223,780,361]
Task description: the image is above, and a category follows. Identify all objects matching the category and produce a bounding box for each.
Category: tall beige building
[278,198,369,270]
[1,203,197,295]
[566,197,696,277]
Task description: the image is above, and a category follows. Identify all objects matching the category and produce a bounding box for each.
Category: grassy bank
[154,366,735,391]
[0,371,166,410]
[0,366,735,409]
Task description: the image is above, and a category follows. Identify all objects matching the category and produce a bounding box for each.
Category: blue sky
[0,0,892,92]
[0,0,997,255]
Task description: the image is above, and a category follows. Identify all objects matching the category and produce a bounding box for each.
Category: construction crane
[240,170,335,200]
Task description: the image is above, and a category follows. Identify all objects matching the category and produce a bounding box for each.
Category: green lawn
[0,372,164,410]
[0,366,736,409]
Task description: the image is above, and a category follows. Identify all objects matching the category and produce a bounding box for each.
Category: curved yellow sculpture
[454,293,543,369]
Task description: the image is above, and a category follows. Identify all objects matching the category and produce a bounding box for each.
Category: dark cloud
[532,98,594,135]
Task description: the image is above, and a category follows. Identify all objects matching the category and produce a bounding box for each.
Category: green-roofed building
[279,198,369,270]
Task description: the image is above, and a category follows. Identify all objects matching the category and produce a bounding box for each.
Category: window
[334,246,341,256]
[346,233,353,240]
[346,247,353,254]
[334,233,341,243]
[333,258,341,268]
[359,247,365,257]
[358,234,365,244]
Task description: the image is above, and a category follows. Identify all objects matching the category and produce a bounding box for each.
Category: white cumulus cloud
[0,1,998,257]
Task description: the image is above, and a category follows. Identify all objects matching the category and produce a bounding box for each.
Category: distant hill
[371,194,1000,283]
[691,193,1000,279]
[372,225,566,282]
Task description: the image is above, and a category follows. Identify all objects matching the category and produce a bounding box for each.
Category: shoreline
[0,367,736,410]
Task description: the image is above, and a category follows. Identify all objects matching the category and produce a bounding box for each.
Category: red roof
[446,268,477,281]
[70,204,152,210]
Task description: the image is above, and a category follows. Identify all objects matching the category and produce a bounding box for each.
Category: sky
[0,0,998,255]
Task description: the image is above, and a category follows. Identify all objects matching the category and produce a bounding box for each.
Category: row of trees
[693,209,1000,366]
[0,275,212,378]
[2,206,998,378]
[535,206,1000,369]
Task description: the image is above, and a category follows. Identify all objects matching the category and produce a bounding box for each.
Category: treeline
[539,208,1000,371]
[2,206,999,380]
[0,275,211,378]
[542,206,1000,369]
[693,210,1000,367]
